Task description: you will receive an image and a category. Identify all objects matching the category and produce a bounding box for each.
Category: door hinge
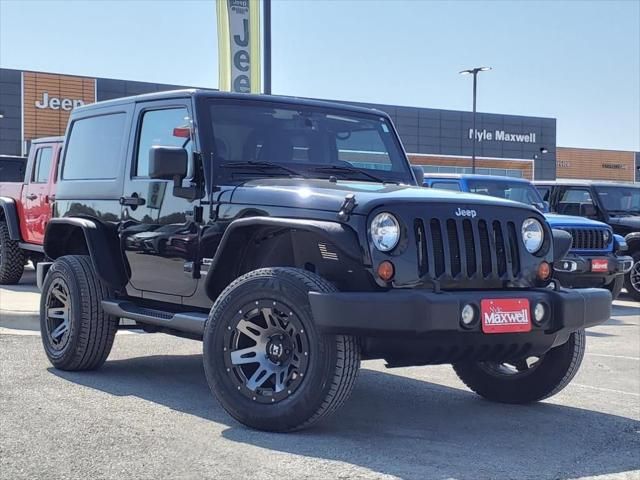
[337,194,357,221]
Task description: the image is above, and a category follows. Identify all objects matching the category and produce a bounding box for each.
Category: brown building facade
[22,72,96,145]
[556,147,637,182]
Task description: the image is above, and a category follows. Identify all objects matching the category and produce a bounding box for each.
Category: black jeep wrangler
[38,90,611,432]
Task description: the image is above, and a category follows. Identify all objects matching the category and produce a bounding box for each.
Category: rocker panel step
[101,300,208,335]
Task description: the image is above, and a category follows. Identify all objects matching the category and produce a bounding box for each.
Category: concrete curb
[0,310,40,331]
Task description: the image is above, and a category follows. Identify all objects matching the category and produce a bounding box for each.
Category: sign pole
[263,0,271,94]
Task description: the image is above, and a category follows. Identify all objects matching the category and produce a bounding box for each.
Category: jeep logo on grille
[455,208,477,218]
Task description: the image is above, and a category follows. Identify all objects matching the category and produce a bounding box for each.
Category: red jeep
[0,136,63,284]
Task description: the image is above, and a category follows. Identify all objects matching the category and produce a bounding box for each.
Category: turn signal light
[537,261,551,281]
[377,261,395,282]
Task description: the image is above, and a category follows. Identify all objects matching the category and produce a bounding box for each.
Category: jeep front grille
[564,228,608,251]
[415,217,521,280]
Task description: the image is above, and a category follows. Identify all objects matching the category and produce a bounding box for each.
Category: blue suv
[423,174,632,299]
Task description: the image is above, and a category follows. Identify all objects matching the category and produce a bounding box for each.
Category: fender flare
[204,216,364,299]
[0,197,22,241]
[552,228,572,262]
[624,232,640,252]
[44,217,128,289]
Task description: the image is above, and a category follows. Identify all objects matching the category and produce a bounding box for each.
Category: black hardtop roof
[533,180,640,188]
[72,89,390,118]
[31,136,64,144]
[423,173,532,184]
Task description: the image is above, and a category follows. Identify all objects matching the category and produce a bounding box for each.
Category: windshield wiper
[310,165,393,184]
[220,161,305,178]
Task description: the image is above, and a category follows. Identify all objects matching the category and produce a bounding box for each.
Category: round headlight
[603,229,611,244]
[370,212,400,252]
[522,218,544,253]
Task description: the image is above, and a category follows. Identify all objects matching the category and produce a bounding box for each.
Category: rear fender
[44,218,128,289]
[0,197,22,240]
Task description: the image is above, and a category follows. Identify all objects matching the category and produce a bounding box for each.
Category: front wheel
[623,251,640,301]
[203,268,360,432]
[453,329,586,404]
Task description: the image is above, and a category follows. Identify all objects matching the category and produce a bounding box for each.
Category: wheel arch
[0,197,22,241]
[624,232,640,253]
[204,217,372,302]
[44,218,128,289]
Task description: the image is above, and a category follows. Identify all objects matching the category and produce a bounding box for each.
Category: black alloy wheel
[223,299,310,403]
[44,277,72,353]
[203,267,360,432]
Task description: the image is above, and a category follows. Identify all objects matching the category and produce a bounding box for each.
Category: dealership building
[1,68,638,182]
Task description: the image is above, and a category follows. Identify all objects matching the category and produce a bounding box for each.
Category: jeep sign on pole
[217,0,261,93]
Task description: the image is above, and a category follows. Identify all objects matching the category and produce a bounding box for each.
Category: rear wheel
[0,221,25,284]
[623,251,640,301]
[453,329,586,404]
[203,267,360,432]
[604,275,624,301]
[40,255,118,370]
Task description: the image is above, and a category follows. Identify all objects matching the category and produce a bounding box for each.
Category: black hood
[228,178,539,215]
[607,215,640,235]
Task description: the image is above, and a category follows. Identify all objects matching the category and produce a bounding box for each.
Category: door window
[135,108,192,177]
[31,147,53,183]
[561,188,593,203]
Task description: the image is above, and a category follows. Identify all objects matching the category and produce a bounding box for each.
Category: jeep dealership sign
[35,92,85,111]
[22,71,95,153]
[216,0,261,93]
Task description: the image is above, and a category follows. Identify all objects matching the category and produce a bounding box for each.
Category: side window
[561,188,593,204]
[431,181,461,191]
[31,147,53,183]
[63,113,126,180]
[136,108,192,177]
[537,186,551,201]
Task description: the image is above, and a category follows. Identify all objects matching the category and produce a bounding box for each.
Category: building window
[417,164,524,178]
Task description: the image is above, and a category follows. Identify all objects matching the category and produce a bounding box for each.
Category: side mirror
[411,166,424,185]
[580,203,598,218]
[543,201,550,211]
[149,146,187,186]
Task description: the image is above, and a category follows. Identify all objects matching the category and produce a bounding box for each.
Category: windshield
[595,186,640,213]
[467,179,547,211]
[207,101,412,183]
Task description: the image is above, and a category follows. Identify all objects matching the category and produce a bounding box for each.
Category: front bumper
[309,286,611,365]
[554,254,633,286]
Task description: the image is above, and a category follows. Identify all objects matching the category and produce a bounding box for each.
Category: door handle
[26,194,38,201]
[119,195,146,207]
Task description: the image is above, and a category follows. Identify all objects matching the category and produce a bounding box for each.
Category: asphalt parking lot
[1,268,639,480]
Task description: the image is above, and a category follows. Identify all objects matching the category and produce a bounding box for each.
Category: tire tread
[0,221,25,285]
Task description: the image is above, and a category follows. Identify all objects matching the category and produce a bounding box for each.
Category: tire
[623,251,640,302]
[0,221,25,284]
[40,255,118,371]
[604,275,624,301]
[203,267,360,432]
[453,329,586,404]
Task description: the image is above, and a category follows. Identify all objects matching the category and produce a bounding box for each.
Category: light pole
[460,67,491,174]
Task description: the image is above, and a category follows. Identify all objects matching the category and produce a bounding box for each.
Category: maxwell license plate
[591,258,609,272]
[481,298,531,334]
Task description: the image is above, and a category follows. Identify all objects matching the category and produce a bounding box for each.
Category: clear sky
[1,0,638,151]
